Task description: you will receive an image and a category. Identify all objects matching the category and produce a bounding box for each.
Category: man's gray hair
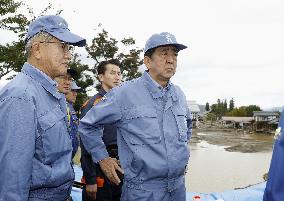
[25,32,54,58]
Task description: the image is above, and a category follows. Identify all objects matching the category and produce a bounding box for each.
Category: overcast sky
[1,0,284,109]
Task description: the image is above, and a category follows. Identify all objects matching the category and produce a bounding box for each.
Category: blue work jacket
[264,111,284,201]
[67,101,79,158]
[79,71,191,187]
[0,63,74,201]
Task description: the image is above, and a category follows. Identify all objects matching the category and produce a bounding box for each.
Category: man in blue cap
[55,68,81,159]
[66,80,82,159]
[0,15,86,201]
[79,32,191,201]
[263,115,284,201]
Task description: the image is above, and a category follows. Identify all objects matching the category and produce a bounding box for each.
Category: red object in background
[193,195,202,201]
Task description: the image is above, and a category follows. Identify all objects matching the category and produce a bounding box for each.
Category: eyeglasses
[39,41,74,53]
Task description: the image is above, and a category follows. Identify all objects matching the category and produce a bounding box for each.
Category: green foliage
[0,0,25,79]
[211,98,261,119]
[227,105,261,117]
[229,98,234,111]
[68,53,93,112]
[206,113,217,123]
[0,40,25,79]
[210,98,261,118]
[245,105,261,116]
[205,102,210,111]
[210,99,227,119]
[0,1,60,79]
[0,0,22,17]
[0,2,143,114]
[226,106,247,117]
[224,99,227,111]
[86,25,143,89]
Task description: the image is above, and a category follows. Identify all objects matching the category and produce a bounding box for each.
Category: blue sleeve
[79,97,97,184]
[79,92,122,163]
[264,112,284,201]
[0,98,36,201]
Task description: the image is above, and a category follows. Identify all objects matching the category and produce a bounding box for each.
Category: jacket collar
[142,71,177,101]
[98,88,107,97]
[21,62,61,99]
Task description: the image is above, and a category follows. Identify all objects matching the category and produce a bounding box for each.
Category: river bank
[191,128,274,153]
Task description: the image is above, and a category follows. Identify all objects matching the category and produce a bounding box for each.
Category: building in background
[188,100,201,128]
[253,111,279,133]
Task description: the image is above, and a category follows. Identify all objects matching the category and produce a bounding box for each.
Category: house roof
[198,105,206,113]
[187,100,201,113]
[253,111,279,117]
[221,116,254,123]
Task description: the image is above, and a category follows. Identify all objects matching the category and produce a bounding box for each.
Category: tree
[246,105,261,117]
[217,98,221,105]
[224,99,227,112]
[210,99,227,118]
[68,53,93,113]
[229,98,234,111]
[206,113,217,125]
[211,103,223,119]
[227,106,247,117]
[226,105,261,117]
[85,25,143,90]
[205,102,210,111]
[1,2,143,113]
[0,1,61,79]
[0,0,25,79]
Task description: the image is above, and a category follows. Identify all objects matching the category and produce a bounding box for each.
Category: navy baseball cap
[25,15,86,47]
[67,68,78,78]
[144,32,187,53]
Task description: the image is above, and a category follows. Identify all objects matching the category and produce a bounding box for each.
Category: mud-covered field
[191,129,274,153]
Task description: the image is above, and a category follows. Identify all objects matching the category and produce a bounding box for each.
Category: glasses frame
[38,41,74,53]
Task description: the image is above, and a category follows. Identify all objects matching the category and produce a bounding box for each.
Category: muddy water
[185,131,274,192]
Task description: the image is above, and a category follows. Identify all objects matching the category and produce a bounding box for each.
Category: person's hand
[99,157,124,185]
[86,184,97,200]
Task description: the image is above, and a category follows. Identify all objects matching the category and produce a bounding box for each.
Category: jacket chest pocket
[123,106,161,145]
[174,106,188,142]
[38,106,72,163]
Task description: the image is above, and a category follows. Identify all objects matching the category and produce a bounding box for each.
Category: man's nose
[64,50,72,61]
[115,73,121,80]
[166,55,175,63]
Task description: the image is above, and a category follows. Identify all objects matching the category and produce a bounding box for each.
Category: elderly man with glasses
[0,15,86,201]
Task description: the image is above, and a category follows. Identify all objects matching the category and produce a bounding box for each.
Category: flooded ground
[185,130,274,192]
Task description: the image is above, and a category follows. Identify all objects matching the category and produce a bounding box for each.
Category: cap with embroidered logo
[144,32,187,53]
[25,15,86,47]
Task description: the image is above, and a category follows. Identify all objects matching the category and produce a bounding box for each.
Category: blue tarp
[71,166,265,201]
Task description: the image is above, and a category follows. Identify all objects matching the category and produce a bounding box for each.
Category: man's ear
[144,56,151,71]
[98,74,103,82]
[32,42,41,59]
